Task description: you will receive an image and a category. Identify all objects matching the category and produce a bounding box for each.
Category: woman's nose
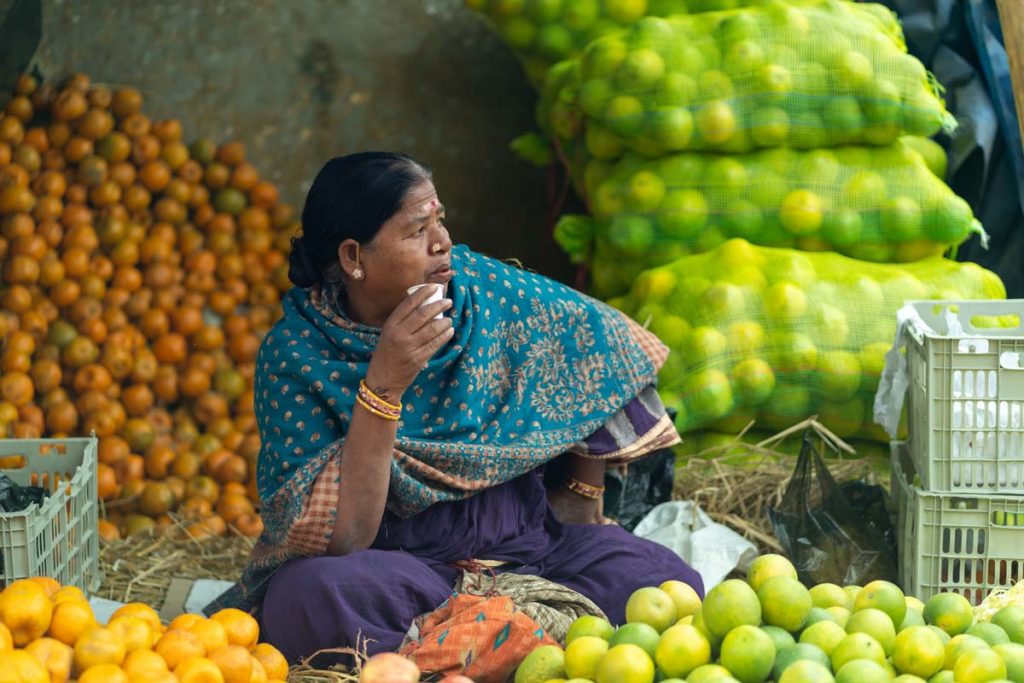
[435,225,452,252]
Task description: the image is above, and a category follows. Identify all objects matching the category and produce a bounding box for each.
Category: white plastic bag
[872,303,921,438]
[633,500,758,592]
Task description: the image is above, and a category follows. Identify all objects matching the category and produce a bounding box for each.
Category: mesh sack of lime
[465,0,690,87]
[553,140,984,298]
[537,2,946,158]
[467,0,905,90]
[608,239,1004,440]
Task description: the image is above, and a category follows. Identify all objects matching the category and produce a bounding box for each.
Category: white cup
[407,283,446,319]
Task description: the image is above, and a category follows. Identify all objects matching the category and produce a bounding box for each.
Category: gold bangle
[358,385,402,416]
[355,394,400,421]
[359,380,401,411]
[564,477,605,500]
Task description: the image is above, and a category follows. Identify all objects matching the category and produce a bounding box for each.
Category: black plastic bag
[0,473,48,513]
[0,472,49,575]
[768,432,898,587]
[840,479,899,565]
[602,448,675,532]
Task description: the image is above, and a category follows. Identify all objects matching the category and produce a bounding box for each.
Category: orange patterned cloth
[399,592,557,683]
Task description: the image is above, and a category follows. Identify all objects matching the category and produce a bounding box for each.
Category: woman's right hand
[364,287,454,401]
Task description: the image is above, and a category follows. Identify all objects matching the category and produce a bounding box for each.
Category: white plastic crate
[0,437,101,592]
[892,440,1023,605]
[905,299,1024,492]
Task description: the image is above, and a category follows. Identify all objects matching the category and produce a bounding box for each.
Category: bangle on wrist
[563,476,605,500]
[355,394,400,421]
[359,379,402,410]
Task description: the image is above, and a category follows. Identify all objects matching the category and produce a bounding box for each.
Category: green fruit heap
[516,554,1024,683]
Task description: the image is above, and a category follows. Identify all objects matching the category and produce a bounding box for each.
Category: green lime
[609,622,661,660]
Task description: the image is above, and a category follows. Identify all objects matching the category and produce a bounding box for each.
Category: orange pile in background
[0,72,299,540]
[0,576,289,683]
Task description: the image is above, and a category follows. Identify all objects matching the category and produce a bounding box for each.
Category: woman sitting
[231,151,703,663]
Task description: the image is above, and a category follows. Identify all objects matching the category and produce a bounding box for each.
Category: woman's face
[340,178,454,326]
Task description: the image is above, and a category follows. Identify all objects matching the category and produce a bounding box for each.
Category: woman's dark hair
[288,152,432,288]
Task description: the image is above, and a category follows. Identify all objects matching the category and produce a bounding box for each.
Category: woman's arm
[326,289,454,554]
[546,453,609,525]
[325,379,401,555]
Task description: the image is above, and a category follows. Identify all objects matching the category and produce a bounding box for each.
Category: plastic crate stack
[891,299,1024,605]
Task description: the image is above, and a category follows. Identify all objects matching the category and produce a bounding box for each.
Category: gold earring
[351,242,363,280]
[431,242,442,254]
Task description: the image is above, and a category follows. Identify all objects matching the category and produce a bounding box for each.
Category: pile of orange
[0,72,298,539]
[0,577,289,683]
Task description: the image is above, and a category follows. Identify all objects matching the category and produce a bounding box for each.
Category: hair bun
[287,236,320,288]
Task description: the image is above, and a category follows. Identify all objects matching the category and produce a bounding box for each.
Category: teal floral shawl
[226,246,670,611]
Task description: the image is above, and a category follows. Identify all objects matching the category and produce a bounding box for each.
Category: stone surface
[26,0,573,281]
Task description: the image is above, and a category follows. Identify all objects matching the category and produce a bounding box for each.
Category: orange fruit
[187,515,227,540]
[0,371,35,407]
[77,662,129,683]
[175,655,226,683]
[188,618,229,653]
[73,626,127,672]
[250,644,287,681]
[248,657,268,683]
[123,648,169,677]
[27,577,61,598]
[0,578,54,645]
[25,636,73,683]
[137,481,176,517]
[98,518,121,542]
[112,88,143,117]
[47,596,97,645]
[49,586,86,605]
[180,497,213,520]
[185,476,220,506]
[154,629,205,670]
[216,493,254,524]
[0,622,12,651]
[108,614,156,652]
[210,609,259,650]
[129,672,179,683]
[234,513,264,539]
[96,464,119,501]
[0,649,49,683]
[169,614,203,632]
[110,603,163,637]
[208,645,253,683]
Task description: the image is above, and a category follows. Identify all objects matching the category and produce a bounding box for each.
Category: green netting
[610,238,1005,441]
[537,3,948,156]
[466,0,905,87]
[554,140,984,298]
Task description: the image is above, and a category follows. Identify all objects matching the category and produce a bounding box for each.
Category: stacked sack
[467,0,1003,441]
[608,238,1002,440]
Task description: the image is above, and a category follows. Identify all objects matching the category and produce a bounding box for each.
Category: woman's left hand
[546,486,616,525]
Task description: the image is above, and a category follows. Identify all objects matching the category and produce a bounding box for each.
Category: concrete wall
[29,0,573,282]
